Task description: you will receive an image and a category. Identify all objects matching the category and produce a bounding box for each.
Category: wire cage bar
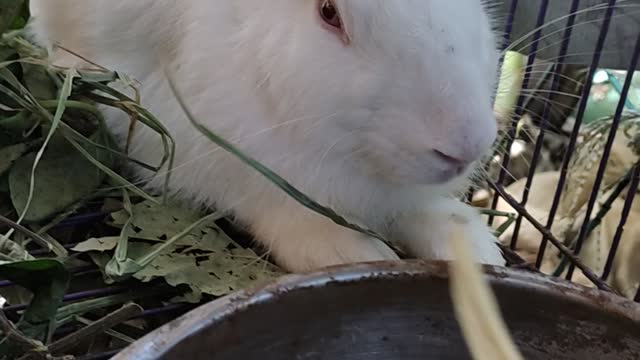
[486,0,640,301]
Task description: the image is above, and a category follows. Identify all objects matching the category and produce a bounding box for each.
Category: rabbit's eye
[319,0,341,29]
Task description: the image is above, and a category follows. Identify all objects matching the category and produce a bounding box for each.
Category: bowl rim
[112,260,640,360]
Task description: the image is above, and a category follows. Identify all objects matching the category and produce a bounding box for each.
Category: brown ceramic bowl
[113,261,640,360]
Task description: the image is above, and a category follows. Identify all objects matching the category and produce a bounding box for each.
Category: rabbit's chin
[374,165,473,188]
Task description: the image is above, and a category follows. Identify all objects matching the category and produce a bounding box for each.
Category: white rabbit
[28,0,506,272]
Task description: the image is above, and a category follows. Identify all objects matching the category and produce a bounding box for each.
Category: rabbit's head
[236,0,500,186]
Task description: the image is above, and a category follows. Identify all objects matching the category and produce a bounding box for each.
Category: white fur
[28,0,506,272]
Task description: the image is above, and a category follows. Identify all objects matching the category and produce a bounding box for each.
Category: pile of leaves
[0,3,292,359]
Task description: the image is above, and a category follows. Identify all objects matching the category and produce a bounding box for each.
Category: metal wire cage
[480,0,640,302]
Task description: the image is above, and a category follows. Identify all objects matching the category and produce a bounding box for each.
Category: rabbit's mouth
[356,145,475,187]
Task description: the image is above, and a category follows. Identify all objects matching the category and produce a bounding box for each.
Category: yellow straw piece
[449,215,524,360]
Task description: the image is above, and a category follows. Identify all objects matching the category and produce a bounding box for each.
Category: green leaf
[0,0,24,35]
[0,111,39,139]
[0,45,17,63]
[0,284,32,309]
[6,67,78,228]
[0,176,8,194]
[54,287,164,327]
[8,129,115,222]
[108,198,211,244]
[71,236,119,253]
[97,199,285,298]
[0,192,12,219]
[0,259,69,357]
[21,61,57,100]
[0,142,28,176]
[133,242,283,299]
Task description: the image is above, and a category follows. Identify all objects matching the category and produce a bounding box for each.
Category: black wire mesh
[487,0,640,301]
